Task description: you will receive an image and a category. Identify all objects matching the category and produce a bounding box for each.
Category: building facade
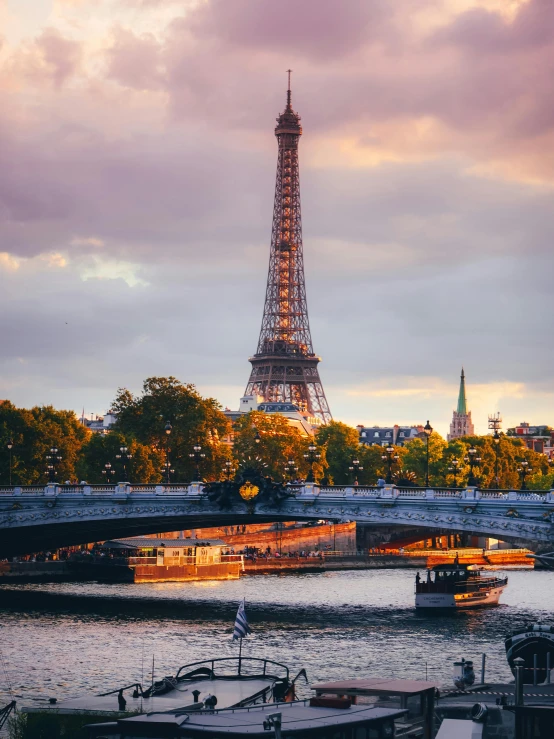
[357,424,425,447]
[447,368,475,440]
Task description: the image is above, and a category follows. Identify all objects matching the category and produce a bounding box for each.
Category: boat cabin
[85,699,407,738]
[101,537,229,566]
[311,679,436,739]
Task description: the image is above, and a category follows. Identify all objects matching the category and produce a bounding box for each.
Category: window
[361,432,366,438]
[374,432,379,438]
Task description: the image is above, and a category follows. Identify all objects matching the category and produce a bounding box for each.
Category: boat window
[406,694,422,717]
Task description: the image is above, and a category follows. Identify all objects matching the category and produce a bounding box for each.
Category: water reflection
[0,569,552,707]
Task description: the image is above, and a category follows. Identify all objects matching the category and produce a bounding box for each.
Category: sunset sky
[0,0,553,436]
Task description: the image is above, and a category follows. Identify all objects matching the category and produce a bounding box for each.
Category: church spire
[457,367,467,414]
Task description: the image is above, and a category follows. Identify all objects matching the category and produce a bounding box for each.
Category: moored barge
[68,537,243,583]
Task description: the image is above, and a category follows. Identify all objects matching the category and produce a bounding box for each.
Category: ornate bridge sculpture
[1,482,553,556]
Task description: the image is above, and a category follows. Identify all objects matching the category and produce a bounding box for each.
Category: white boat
[415,563,508,609]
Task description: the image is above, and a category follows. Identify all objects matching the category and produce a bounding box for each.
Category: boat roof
[311,678,437,696]
[431,564,479,571]
[108,701,406,735]
[102,538,226,549]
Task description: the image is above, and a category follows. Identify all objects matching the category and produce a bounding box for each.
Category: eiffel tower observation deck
[244,73,332,423]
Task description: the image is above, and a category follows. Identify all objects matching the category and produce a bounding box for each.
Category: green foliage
[75,432,163,483]
[402,433,447,486]
[112,377,232,482]
[0,402,89,485]
[316,421,359,484]
[232,411,327,481]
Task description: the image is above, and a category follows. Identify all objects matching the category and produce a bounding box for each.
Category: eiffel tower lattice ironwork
[244,73,332,423]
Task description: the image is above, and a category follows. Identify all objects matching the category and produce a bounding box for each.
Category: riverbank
[0,548,532,583]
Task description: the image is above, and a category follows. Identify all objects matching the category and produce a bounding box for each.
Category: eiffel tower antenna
[244,75,332,423]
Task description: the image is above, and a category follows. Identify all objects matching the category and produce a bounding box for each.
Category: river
[1,568,553,708]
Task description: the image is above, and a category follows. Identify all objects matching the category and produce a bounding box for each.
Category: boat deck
[26,677,275,716]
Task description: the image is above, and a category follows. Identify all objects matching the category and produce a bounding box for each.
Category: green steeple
[457,367,468,414]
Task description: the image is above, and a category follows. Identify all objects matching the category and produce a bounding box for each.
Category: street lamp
[423,421,433,487]
[448,458,461,488]
[348,456,364,486]
[465,446,481,487]
[7,439,13,485]
[45,446,62,484]
[381,446,398,485]
[189,444,205,482]
[284,458,298,483]
[164,421,172,485]
[517,460,531,491]
[222,460,234,481]
[161,461,175,481]
[115,445,133,481]
[254,428,261,445]
[304,442,321,483]
[102,462,115,483]
[492,430,501,488]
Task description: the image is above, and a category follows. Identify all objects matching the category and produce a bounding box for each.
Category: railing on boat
[175,657,290,680]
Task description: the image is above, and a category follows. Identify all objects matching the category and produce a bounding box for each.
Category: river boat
[85,699,407,738]
[23,657,303,736]
[68,537,244,583]
[505,624,554,684]
[415,563,508,609]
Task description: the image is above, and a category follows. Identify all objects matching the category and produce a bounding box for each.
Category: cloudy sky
[0,0,553,436]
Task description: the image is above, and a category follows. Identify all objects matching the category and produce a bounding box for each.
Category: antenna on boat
[151,654,155,697]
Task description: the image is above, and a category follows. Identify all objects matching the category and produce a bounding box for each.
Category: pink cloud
[106,26,163,90]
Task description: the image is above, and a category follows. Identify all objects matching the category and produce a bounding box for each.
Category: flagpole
[239,637,242,675]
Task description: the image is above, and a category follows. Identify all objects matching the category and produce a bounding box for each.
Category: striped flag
[232,599,252,640]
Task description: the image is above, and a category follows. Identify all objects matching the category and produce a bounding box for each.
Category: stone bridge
[1,482,553,556]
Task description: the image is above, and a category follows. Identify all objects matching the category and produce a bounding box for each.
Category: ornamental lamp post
[348,456,364,486]
[115,445,133,481]
[304,442,321,483]
[423,421,433,487]
[284,458,298,483]
[102,462,115,483]
[163,421,172,485]
[493,430,501,488]
[517,460,531,491]
[448,458,461,488]
[222,460,234,481]
[381,446,398,485]
[162,461,175,482]
[189,444,205,482]
[254,428,261,445]
[465,446,481,487]
[46,446,62,484]
[7,439,13,485]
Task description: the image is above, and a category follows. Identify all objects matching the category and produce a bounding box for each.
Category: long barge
[68,538,244,583]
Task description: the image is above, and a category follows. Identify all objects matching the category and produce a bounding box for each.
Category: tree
[0,402,89,484]
[232,411,326,481]
[75,432,163,484]
[316,421,360,484]
[402,433,447,486]
[112,377,232,482]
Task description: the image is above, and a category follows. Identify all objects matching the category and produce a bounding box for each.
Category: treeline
[0,376,552,489]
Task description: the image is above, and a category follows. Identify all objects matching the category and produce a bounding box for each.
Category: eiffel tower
[244,73,332,423]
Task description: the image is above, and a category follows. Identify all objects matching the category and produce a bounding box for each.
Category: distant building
[447,368,475,440]
[81,411,117,434]
[222,395,321,444]
[357,424,425,447]
[507,422,554,455]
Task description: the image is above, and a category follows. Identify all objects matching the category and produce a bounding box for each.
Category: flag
[232,599,252,640]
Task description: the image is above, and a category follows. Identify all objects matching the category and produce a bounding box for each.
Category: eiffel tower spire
[244,76,332,423]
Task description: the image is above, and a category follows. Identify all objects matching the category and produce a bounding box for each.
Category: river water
[1,569,553,708]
